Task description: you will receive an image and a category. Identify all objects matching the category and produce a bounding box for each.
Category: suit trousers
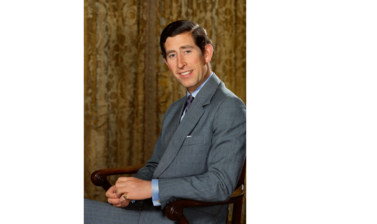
[84,198,141,224]
[84,198,176,224]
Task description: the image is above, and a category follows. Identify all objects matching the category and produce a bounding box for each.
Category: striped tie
[185,95,194,113]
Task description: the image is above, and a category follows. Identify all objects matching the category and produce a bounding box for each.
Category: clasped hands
[106,177,152,207]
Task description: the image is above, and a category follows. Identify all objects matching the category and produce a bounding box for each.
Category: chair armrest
[164,185,244,224]
[91,164,146,191]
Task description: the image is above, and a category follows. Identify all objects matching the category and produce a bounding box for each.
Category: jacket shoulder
[212,82,246,108]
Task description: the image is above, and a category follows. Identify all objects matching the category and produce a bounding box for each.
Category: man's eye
[168,54,175,58]
[185,50,191,54]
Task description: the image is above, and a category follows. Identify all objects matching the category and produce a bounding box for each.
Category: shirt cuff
[151,179,161,206]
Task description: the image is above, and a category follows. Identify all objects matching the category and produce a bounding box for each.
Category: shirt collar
[186,72,214,98]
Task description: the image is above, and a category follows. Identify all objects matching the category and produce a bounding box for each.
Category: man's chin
[178,81,193,89]
[182,83,196,90]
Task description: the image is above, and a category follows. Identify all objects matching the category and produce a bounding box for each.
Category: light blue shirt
[180,72,214,121]
[151,72,214,206]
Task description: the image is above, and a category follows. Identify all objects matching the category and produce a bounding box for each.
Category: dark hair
[159,20,213,59]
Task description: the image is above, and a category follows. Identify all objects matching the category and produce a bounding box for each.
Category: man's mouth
[179,70,193,76]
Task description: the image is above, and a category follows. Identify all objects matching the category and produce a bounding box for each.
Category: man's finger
[115,186,128,198]
[120,199,130,207]
[109,199,129,208]
[107,191,119,199]
[112,203,122,207]
[118,193,128,203]
[106,191,119,199]
[105,186,117,198]
[108,198,121,205]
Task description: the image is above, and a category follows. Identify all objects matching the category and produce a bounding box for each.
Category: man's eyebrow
[166,50,176,55]
[180,45,194,50]
[166,45,194,55]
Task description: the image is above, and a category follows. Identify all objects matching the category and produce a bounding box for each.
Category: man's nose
[177,55,186,68]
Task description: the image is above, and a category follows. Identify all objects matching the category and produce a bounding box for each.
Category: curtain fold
[84,0,146,200]
[84,0,245,222]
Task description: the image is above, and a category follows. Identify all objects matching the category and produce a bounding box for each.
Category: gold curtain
[84,0,246,222]
[84,0,147,200]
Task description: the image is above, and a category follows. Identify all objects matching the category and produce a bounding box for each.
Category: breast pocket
[182,136,209,146]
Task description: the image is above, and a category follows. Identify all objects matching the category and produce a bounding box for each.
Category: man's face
[164,32,212,94]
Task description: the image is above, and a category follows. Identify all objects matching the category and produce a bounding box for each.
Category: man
[85,20,246,224]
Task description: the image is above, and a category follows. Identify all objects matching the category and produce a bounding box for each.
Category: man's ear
[204,44,214,64]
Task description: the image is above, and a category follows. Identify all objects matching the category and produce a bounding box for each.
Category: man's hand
[115,177,152,203]
[106,185,132,207]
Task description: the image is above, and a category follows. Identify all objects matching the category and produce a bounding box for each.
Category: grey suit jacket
[133,73,246,224]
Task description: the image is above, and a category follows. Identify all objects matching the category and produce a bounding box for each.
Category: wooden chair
[91,160,246,224]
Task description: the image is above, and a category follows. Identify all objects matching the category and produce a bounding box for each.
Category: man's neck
[187,72,214,98]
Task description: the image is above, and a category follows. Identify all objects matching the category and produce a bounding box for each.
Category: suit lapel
[153,73,221,178]
[162,100,184,143]
[177,97,186,124]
